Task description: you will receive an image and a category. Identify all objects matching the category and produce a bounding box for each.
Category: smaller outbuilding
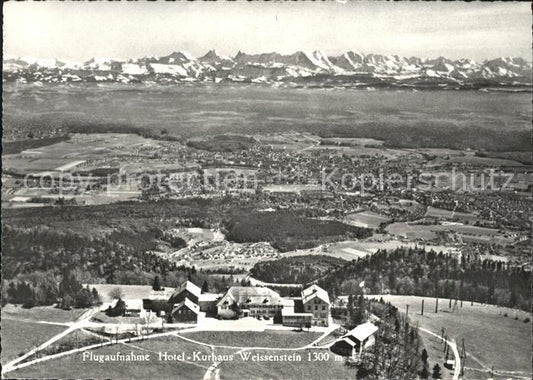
[331,322,378,358]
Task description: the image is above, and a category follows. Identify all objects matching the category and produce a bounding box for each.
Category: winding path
[2,307,99,374]
[417,327,461,380]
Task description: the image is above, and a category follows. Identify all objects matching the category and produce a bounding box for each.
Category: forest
[1,198,243,308]
[250,255,346,284]
[0,221,228,308]
[2,225,170,281]
[224,210,372,252]
[318,247,531,311]
[253,248,531,310]
[2,269,101,309]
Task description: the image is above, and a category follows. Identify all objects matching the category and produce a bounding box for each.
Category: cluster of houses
[142,281,331,327]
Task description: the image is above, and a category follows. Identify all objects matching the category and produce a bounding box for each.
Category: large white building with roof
[217,286,284,319]
[215,284,331,325]
[301,284,330,326]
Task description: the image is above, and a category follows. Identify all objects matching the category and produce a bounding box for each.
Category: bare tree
[109,287,124,300]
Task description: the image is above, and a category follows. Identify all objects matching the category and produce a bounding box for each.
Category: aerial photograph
[1,2,531,380]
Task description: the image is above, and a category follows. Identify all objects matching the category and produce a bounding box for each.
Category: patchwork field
[386,222,514,244]
[425,206,481,223]
[370,295,532,379]
[2,133,168,205]
[281,239,460,260]
[3,133,164,175]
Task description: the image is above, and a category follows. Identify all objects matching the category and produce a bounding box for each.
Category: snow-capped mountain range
[3,50,532,89]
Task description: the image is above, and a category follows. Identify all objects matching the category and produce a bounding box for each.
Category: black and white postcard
[2,2,532,379]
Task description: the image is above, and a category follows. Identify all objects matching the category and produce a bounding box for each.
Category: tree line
[2,270,101,309]
[319,247,530,310]
[251,255,345,284]
[224,210,372,252]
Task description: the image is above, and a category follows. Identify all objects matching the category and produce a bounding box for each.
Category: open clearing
[343,211,391,229]
[369,295,532,379]
[1,319,67,365]
[166,227,225,244]
[1,304,88,323]
[262,184,323,193]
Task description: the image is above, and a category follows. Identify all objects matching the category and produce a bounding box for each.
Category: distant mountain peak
[164,51,195,62]
[3,49,531,88]
[200,49,232,62]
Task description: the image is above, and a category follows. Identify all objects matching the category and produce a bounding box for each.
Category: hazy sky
[4,1,532,61]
